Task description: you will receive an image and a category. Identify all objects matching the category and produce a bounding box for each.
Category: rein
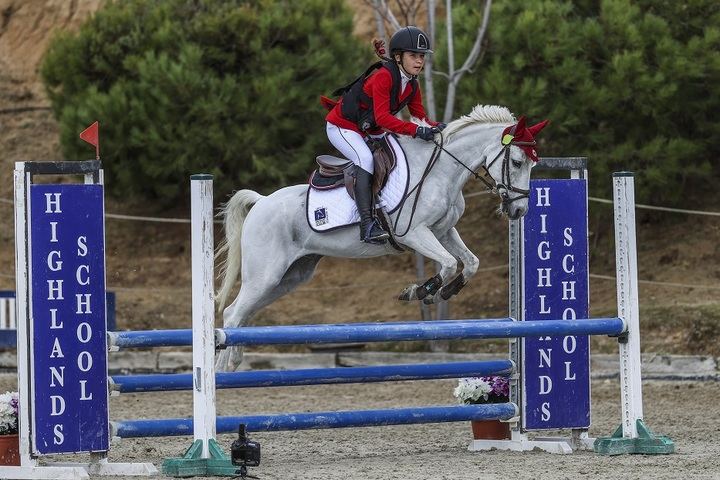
[392,130,532,237]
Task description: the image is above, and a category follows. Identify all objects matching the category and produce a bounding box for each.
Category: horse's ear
[514,115,527,133]
[528,119,550,137]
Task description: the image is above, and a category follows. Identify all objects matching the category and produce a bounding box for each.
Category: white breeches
[326,122,375,174]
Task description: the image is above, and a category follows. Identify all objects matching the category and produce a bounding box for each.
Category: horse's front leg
[435,227,479,301]
[397,226,458,302]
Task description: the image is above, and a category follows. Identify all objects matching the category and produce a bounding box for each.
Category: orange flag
[79,121,100,160]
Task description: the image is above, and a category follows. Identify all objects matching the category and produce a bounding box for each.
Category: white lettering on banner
[537,241,550,260]
[539,376,552,394]
[47,279,64,300]
[562,308,576,320]
[79,380,93,401]
[562,254,575,273]
[540,214,547,233]
[539,348,552,368]
[49,308,63,329]
[47,251,62,271]
[50,366,65,387]
[50,338,64,358]
[563,336,577,354]
[53,424,64,445]
[537,268,551,287]
[562,281,576,300]
[44,193,62,213]
[76,265,90,285]
[77,236,88,256]
[50,221,59,242]
[541,403,551,421]
[565,361,577,380]
[538,295,550,314]
[77,322,92,343]
[535,187,550,206]
[76,293,92,314]
[77,351,93,372]
[563,227,573,246]
[50,395,65,416]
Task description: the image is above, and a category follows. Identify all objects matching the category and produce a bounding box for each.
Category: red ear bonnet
[501,117,550,162]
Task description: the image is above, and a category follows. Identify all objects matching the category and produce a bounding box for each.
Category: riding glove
[415,126,437,141]
[436,122,447,131]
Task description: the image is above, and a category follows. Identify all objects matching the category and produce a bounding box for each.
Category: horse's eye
[512,159,522,168]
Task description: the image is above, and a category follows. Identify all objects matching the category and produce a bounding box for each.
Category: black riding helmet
[389,26,434,55]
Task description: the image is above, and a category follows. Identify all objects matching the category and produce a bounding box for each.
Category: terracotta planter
[0,433,20,466]
[471,420,510,440]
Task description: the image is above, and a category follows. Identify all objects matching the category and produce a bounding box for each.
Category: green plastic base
[594,419,675,455]
[162,439,238,477]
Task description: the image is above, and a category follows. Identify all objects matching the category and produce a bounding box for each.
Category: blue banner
[30,184,109,454]
[522,179,590,430]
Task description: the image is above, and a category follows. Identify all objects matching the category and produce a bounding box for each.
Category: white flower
[453,377,493,404]
[0,391,18,435]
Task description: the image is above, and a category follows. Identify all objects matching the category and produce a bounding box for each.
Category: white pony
[215,105,549,371]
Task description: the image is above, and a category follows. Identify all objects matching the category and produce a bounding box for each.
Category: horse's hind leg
[215,254,322,371]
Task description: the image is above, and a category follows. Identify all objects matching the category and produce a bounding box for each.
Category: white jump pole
[191,174,216,458]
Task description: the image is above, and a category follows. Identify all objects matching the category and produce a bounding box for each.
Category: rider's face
[398,52,425,75]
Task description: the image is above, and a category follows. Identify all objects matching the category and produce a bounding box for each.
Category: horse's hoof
[398,285,417,301]
[422,295,435,305]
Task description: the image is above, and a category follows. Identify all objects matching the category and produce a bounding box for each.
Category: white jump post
[162,175,237,477]
[192,174,217,457]
[613,172,644,437]
[593,172,674,455]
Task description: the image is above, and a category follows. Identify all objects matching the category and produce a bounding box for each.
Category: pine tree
[449,0,720,204]
[42,0,368,205]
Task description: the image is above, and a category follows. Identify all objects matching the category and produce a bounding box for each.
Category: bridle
[392,125,533,237]
[431,125,535,207]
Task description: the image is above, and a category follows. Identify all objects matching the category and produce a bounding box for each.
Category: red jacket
[326,67,438,137]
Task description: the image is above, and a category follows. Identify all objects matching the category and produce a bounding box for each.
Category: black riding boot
[354,168,389,244]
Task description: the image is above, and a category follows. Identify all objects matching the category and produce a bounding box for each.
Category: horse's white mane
[442,105,515,141]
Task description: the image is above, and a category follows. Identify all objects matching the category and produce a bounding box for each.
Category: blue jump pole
[110,317,625,349]
[113,403,518,438]
[111,359,515,393]
[219,318,625,346]
[107,318,512,349]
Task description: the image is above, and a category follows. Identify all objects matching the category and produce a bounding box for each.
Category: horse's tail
[215,189,264,311]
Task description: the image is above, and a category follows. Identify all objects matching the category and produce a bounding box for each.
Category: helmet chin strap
[396,53,418,79]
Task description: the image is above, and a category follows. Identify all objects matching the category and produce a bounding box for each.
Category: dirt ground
[1,1,719,358]
[0,373,717,480]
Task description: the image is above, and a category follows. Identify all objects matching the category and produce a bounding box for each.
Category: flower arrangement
[453,376,509,405]
[0,392,19,435]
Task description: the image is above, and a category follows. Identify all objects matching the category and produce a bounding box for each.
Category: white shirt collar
[399,67,412,92]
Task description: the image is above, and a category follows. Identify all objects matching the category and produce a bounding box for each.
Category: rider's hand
[415,126,437,141]
[435,122,447,131]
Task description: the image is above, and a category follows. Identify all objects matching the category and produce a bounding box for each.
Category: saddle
[309,135,397,199]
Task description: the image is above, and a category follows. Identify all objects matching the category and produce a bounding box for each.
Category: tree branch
[455,0,491,80]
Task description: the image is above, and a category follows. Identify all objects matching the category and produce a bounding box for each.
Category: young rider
[325,26,445,244]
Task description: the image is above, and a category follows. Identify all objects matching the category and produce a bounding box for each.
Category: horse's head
[483,115,549,220]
